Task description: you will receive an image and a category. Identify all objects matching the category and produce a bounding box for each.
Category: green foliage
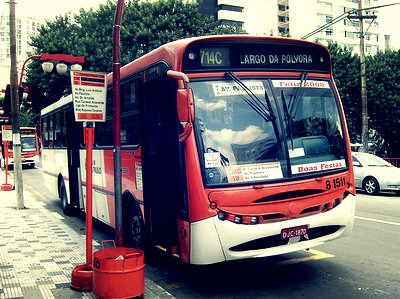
[19,105,39,127]
[327,42,400,156]
[366,50,400,156]
[327,42,361,143]
[25,0,245,122]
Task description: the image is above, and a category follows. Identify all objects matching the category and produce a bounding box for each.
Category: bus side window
[48,114,54,148]
[95,119,113,146]
[121,79,141,146]
[121,113,140,145]
[54,111,61,148]
[95,92,113,147]
[60,109,67,147]
[41,116,48,148]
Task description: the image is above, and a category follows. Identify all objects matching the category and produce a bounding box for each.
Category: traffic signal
[1,84,24,118]
[2,85,10,117]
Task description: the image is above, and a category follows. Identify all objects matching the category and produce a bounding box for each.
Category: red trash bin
[92,241,145,299]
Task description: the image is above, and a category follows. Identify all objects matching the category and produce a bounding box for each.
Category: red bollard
[71,123,95,291]
[1,141,13,191]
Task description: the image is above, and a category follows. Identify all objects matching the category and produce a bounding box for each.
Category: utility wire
[301,2,400,40]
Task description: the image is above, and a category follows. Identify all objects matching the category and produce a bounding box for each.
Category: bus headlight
[234,215,242,224]
[217,211,226,221]
[250,216,259,225]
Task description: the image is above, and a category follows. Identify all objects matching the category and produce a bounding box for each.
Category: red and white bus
[1,126,40,168]
[41,36,356,265]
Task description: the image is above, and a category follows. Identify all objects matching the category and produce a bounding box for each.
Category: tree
[326,42,361,143]
[327,42,400,156]
[25,0,245,120]
[366,50,400,156]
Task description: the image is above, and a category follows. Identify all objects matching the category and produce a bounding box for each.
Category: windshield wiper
[288,72,308,118]
[225,71,275,122]
[206,147,230,166]
[281,90,295,150]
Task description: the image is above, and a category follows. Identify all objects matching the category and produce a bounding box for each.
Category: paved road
[22,165,400,298]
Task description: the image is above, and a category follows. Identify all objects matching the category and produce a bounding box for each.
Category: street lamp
[41,61,54,73]
[19,53,85,87]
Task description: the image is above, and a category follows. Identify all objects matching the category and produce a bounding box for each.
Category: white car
[352,152,400,195]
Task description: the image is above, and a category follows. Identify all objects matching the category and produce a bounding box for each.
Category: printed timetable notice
[71,71,107,122]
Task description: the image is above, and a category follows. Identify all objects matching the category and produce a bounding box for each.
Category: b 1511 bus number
[200,48,229,67]
[326,177,346,190]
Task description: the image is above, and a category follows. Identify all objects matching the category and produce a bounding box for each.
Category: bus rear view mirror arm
[167,70,189,85]
[179,123,193,143]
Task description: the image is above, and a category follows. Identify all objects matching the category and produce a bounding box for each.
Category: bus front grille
[229,225,341,252]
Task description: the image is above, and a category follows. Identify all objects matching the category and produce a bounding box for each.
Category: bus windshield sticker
[291,159,346,175]
[225,162,283,183]
[272,80,329,89]
[204,152,221,168]
[288,147,305,158]
[212,81,265,97]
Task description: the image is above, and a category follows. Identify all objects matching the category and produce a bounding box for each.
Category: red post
[84,122,95,266]
[70,122,95,292]
[4,142,9,185]
[1,141,13,191]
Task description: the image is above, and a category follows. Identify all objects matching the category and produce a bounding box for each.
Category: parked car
[352,152,400,195]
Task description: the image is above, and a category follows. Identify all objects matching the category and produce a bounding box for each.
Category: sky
[4,0,108,19]
[1,0,400,49]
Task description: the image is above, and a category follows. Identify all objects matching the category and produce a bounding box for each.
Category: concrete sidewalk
[0,169,173,299]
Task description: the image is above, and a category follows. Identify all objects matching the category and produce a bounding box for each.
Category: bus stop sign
[71,71,107,122]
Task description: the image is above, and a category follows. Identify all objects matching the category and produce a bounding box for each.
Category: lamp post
[10,53,85,209]
[19,53,85,87]
[113,0,125,248]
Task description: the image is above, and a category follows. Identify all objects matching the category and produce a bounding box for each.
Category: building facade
[199,0,385,55]
[0,14,46,89]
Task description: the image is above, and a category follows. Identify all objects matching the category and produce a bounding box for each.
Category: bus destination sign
[183,41,331,73]
[239,48,319,69]
[71,71,107,122]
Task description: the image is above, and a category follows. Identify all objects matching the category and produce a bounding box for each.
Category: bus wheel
[123,201,145,250]
[59,181,74,216]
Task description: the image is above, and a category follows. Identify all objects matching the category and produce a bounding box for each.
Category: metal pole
[113,0,124,247]
[358,0,369,153]
[9,0,24,208]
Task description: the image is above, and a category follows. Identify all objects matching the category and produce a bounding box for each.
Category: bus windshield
[21,136,37,152]
[192,78,347,185]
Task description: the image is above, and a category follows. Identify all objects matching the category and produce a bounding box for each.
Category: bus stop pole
[113,0,125,247]
[1,141,13,191]
[85,122,94,266]
[70,122,95,291]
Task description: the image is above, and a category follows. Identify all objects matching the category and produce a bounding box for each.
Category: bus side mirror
[177,88,194,123]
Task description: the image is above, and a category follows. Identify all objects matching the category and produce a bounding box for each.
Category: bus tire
[123,199,145,250]
[59,181,74,216]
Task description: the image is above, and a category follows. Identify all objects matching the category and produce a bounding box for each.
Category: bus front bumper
[3,155,39,166]
[189,194,356,265]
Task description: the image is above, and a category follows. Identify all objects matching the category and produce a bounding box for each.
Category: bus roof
[108,35,330,84]
[42,35,331,115]
[41,95,73,116]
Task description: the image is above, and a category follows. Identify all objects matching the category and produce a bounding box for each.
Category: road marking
[278,249,334,265]
[355,216,400,226]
